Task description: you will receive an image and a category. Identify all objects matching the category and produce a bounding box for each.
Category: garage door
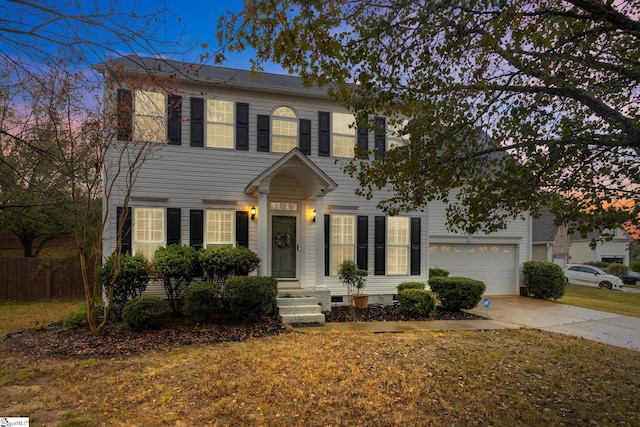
[429,244,517,295]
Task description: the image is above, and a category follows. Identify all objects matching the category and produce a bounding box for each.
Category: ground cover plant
[558,284,640,318]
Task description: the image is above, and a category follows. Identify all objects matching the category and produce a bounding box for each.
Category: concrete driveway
[467,296,640,352]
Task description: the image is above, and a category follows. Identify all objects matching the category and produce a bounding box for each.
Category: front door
[272,215,297,278]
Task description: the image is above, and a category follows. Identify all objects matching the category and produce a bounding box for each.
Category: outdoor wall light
[312,209,316,223]
[250,206,256,221]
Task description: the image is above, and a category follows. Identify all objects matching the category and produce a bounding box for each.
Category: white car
[563,264,624,290]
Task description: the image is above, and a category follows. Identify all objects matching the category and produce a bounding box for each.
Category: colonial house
[94,55,531,315]
[532,209,631,267]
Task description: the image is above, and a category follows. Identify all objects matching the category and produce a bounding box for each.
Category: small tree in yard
[338,260,368,318]
[153,245,199,313]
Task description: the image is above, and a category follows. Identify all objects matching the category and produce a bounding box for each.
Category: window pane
[207,99,234,123]
[270,202,298,211]
[206,123,234,148]
[135,91,165,116]
[206,210,234,245]
[388,217,409,245]
[272,136,296,152]
[388,247,409,275]
[133,208,165,261]
[273,119,297,136]
[134,116,165,142]
[333,112,355,134]
[331,246,355,276]
[333,135,355,157]
[331,214,355,275]
[273,106,296,118]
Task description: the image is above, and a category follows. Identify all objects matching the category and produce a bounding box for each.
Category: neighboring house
[532,209,631,266]
[569,228,631,265]
[94,55,531,300]
[532,210,570,267]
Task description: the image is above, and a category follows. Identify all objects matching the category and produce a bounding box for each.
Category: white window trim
[134,90,166,143]
[206,99,234,149]
[331,214,356,276]
[271,106,298,153]
[387,216,410,275]
[132,207,165,261]
[332,112,357,158]
[205,209,236,247]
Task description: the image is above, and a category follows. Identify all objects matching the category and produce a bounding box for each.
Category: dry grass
[1,302,639,426]
[0,299,84,336]
[558,285,640,318]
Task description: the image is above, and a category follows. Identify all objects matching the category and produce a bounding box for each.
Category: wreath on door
[275,231,292,248]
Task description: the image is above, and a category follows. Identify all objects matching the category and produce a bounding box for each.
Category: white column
[315,195,326,287]
[257,190,269,276]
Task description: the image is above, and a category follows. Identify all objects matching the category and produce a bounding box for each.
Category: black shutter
[257,114,270,152]
[166,208,181,245]
[236,211,249,247]
[236,102,249,151]
[116,207,132,255]
[168,95,182,145]
[324,214,330,276]
[374,216,386,275]
[318,111,330,157]
[190,97,204,147]
[375,117,386,156]
[299,119,311,155]
[357,215,368,271]
[117,89,132,141]
[357,127,368,154]
[410,217,421,276]
[189,210,204,250]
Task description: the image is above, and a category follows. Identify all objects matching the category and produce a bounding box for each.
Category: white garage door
[429,244,517,295]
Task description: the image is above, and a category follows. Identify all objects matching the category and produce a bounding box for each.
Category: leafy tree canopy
[218,0,640,236]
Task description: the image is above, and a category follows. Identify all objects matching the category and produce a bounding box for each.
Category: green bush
[183,282,223,323]
[429,268,450,278]
[522,261,566,300]
[98,252,150,321]
[590,261,610,269]
[122,296,171,331]
[607,263,629,279]
[397,289,437,318]
[224,276,278,322]
[63,303,103,331]
[152,245,199,312]
[199,245,260,284]
[429,277,486,311]
[630,258,640,272]
[397,282,425,292]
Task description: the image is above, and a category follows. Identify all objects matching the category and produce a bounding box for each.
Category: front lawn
[558,284,640,318]
[1,299,639,426]
[0,299,84,336]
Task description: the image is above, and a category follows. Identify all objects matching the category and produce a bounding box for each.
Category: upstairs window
[207,99,234,148]
[206,209,234,247]
[388,119,410,150]
[332,112,357,157]
[272,106,298,153]
[134,91,166,142]
[133,207,165,261]
[387,216,409,275]
[331,214,356,275]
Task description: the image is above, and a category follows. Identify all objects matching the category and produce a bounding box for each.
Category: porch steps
[276,294,326,324]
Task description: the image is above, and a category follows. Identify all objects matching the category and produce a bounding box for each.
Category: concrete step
[278,304,322,315]
[276,297,318,307]
[279,313,326,324]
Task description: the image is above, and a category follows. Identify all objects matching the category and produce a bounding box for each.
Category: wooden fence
[0,256,92,302]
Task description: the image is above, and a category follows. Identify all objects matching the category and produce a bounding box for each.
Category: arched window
[272,106,297,153]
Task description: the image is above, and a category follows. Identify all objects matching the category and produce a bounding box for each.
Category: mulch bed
[2,306,483,359]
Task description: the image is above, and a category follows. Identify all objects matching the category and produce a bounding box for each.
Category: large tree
[218,0,640,236]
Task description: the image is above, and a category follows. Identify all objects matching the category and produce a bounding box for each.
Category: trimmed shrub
[630,258,640,272]
[122,296,171,331]
[397,282,425,292]
[397,289,437,318]
[63,303,103,331]
[199,246,260,285]
[98,252,150,321]
[607,263,629,279]
[522,260,566,300]
[152,245,199,312]
[224,276,278,322]
[429,277,486,311]
[429,268,450,278]
[183,282,222,323]
[590,261,610,269]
